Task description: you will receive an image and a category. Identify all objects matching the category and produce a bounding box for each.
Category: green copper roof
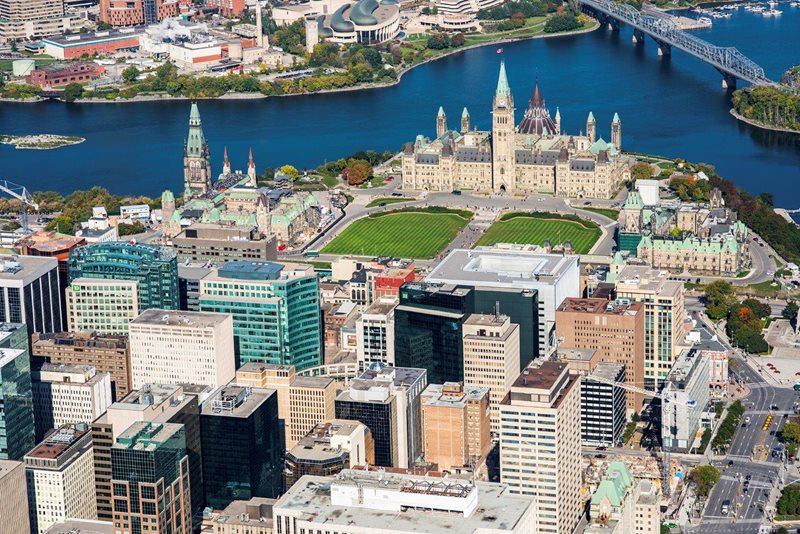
[350,0,379,25]
[496,60,510,97]
[587,111,595,123]
[462,107,469,118]
[186,102,206,157]
[588,137,609,154]
[613,112,620,123]
[162,189,174,204]
[624,190,644,210]
[590,462,634,508]
[438,106,445,118]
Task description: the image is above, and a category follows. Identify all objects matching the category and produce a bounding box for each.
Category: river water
[0,6,798,204]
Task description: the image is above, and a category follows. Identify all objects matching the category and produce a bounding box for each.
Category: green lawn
[322,207,471,259]
[475,212,601,253]
[582,207,620,220]
[365,197,416,208]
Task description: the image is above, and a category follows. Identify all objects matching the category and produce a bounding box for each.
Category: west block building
[25,425,97,534]
[402,61,629,198]
[199,261,322,369]
[499,360,582,534]
[128,309,235,390]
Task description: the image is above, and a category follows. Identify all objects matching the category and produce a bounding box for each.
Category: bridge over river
[578,0,776,88]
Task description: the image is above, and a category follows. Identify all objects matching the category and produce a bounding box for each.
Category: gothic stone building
[401,61,630,199]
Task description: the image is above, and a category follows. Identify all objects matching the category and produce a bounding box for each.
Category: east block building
[401,61,630,198]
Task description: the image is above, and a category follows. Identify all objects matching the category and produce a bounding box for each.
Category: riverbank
[729,109,800,135]
[11,21,600,106]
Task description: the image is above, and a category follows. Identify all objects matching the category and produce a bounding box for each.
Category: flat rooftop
[557,347,597,362]
[357,365,426,387]
[422,383,488,408]
[214,497,276,528]
[26,425,90,461]
[0,254,57,283]
[238,362,294,373]
[44,519,114,534]
[131,309,230,328]
[114,421,182,451]
[591,361,625,381]
[201,384,274,418]
[0,348,26,368]
[426,248,578,288]
[557,297,642,316]
[512,361,567,390]
[363,298,398,316]
[615,265,682,295]
[464,313,509,327]
[288,420,364,462]
[43,26,143,46]
[292,376,334,389]
[275,471,534,533]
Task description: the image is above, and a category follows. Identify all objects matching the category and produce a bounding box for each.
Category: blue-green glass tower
[199,261,321,369]
[0,323,34,460]
[67,242,179,310]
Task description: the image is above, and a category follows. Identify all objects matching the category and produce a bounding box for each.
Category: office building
[462,313,520,433]
[177,263,212,312]
[555,297,645,410]
[200,384,282,509]
[25,425,97,533]
[31,332,132,401]
[0,255,62,335]
[584,462,660,534]
[32,363,112,441]
[421,382,491,473]
[110,422,191,534]
[172,223,278,266]
[425,248,579,358]
[0,459,30,534]
[287,376,336,449]
[44,519,113,533]
[499,360,581,534]
[0,0,70,40]
[129,309,235,390]
[92,384,206,523]
[199,261,322,369]
[284,419,374,489]
[99,0,177,26]
[68,242,179,312]
[0,344,35,460]
[208,497,275,534]
[355,297,397,370]
[335,365,427,468]
[274,469,538,533]
[235,362,293,442]
[65,278,139,334]
[661,348,710,452]
[612,266,685,389]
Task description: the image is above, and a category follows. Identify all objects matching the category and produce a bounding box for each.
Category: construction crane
[0,180,39,233]
[586,373,696,498]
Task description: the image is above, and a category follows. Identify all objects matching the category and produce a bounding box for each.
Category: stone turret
[555,107,561,135]
[492,60,515,193]
[222,146,231,176]
[461,107,470,133]
[436,106,447,138]
[611,112,621,151]
[248,147,257,186]
[586,111,596,143]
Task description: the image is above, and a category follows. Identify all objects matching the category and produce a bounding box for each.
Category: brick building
[25,63,102,88]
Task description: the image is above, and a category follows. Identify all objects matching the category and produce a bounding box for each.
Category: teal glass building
[67,242,179,311]
[0,323,35,460]
[199,261,322,369]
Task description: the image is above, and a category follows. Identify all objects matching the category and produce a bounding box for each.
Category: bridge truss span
[578,0,774,87]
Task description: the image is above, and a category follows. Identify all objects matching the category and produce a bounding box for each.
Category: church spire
[248,147,257,185]
[436,107,447,138]
[186,102,206,157]
[531,83,542,107]
[222,146,231,175]
[555,107,561,135]
[496,60,510,98]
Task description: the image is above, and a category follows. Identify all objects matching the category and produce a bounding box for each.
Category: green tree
[704,280,735,320]
[426,33,451,50]
[631,162,654,181]
[122,66,140,84]
[62,83,84,103]
[118,221,145,236]
[782,418,800,447]
[543,12,580,33]
[688,465,720,498]
[777,527,789,534]
[783,301,799,321]
[279,165,300,180]
[451,33,465,47]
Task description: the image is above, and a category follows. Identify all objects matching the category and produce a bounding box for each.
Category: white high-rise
[499,360,582,534]
[129,309,235,390]
[355,298,397,371]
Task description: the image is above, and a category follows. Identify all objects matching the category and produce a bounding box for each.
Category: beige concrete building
[0,459,29,534]
[499,360,582,534]
[611,266,685,389]
[288,376,337,449]
[555,298,645,411]
[32,332,132,401]
[25,425,97,534]
[355,297,397,370]
[462,313,520,433]
[0,0,71,41]
[402,62,629,198]
[236,362,294,424]
[421,382,491,474]
[129,309,235,390]
[208,497,276,534]
[66,278,139,334]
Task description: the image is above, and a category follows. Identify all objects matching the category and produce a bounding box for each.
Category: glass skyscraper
[200,385,282,509]
[68,242,179,311]
[199,261,322,369]
[0,330,35,460]
[0,255,62,335]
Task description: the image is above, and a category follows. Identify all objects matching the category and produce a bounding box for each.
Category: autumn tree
[344,158,373,186]
[689,465,720,498]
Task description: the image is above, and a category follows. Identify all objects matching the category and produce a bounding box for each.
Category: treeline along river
[0,6,798,204]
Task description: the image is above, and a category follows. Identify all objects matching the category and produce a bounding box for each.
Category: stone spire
[496,60,510,98]
[586,111,596,143]
[555,107,561,135]
[436,106,447,138]
[460,107,470,133]
[186,102,205,157]
[248,147,257,185]
[611,113,621,151]
[184,102,212,198]
[222,146,231,176]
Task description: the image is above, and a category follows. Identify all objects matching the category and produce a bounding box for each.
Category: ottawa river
[0,7,798,204]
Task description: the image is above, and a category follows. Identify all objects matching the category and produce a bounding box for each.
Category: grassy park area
[322,207,471,259]
[475,212,601,253]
